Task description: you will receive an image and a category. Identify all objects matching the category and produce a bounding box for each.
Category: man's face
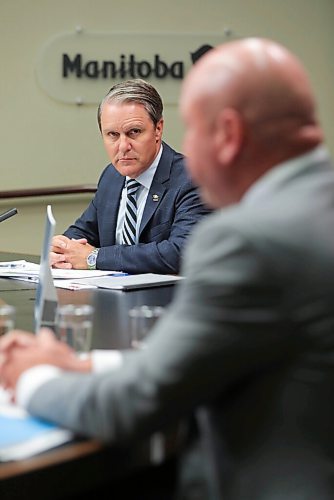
[100,102,163,178]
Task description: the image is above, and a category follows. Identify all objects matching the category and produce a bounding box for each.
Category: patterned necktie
[122,179,141,245]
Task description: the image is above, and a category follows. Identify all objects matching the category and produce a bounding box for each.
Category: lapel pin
[152,194,159,202]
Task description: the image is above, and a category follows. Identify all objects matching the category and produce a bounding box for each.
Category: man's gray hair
[97,79,163,131]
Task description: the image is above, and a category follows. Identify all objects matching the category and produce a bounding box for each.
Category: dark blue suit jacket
[64,142,210,274]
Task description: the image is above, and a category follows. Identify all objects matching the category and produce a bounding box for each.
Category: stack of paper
[0,261,184,291]
[0,260,124,290]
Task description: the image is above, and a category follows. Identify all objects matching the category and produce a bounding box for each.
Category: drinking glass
[128,305,165,349]
[56,304,94,354]
[0,304,15,336]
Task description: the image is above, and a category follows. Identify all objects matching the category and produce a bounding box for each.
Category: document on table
[73,273,184,290]
[0,388,73,461]
[0,260,124,290]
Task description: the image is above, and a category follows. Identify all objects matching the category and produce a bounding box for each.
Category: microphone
[0,208,18,223]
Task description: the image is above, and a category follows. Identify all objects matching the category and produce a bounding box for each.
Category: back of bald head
[182,38,322,160]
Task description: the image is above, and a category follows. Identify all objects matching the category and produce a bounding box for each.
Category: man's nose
[119,135,131,152]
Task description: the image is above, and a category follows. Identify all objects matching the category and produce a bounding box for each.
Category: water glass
[128,305,165,349]
[0,304,15,336]
[56,304,94,354]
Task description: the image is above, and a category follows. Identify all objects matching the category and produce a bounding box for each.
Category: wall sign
[35,30,233,105]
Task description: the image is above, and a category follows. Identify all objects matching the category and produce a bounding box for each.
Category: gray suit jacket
[29,147,334,499]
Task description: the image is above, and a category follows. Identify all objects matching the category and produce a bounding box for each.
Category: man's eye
[108,132,119,139]
[129,129,141,137]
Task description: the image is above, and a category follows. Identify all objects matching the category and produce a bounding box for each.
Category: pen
[0,208,18,223]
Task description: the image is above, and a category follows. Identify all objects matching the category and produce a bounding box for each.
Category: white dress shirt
[17,349,124,408]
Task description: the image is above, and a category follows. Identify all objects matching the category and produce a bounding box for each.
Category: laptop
[34,205,58,332]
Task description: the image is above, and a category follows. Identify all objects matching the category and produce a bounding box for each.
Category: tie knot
[126,179,141,194]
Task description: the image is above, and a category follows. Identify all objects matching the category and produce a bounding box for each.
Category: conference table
[0,252,179,499]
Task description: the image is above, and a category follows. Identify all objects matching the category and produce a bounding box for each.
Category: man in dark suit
[2,38,334,499]
[50,79,209,274]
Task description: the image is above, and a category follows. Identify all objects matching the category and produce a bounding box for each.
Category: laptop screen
[34,205,58,333]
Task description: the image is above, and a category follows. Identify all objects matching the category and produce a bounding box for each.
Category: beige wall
[1,0,333,254]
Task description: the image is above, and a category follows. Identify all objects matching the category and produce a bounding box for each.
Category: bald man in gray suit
[2,38,334,499]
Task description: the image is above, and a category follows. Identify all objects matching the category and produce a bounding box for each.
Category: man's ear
[155,119,164,142]
[214,108,244,166]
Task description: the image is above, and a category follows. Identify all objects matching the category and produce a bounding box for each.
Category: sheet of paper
[53,280,98,290]
[0,261,124,290]
[0,260,29,269]
[0,261,120,279]
[73,273,184,290]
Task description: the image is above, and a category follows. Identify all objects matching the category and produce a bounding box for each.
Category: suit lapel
[139,143,172,235]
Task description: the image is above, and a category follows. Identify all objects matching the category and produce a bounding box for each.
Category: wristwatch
[86,248,99,270]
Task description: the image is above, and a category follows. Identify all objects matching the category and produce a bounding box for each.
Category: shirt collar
[243,145,330,205]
